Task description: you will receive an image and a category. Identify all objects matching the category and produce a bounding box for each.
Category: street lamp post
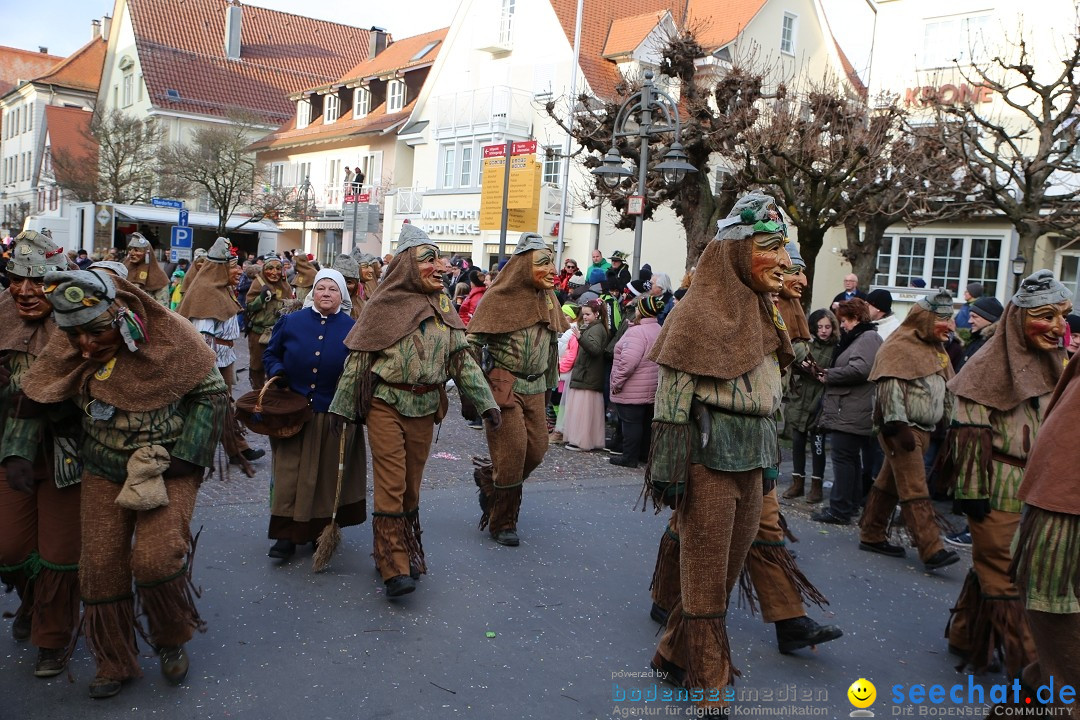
[299,176,312,255]
[1011,253,1027,294]
[590,70,697,276]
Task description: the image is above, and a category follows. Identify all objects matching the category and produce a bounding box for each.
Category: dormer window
[387,80,405,113]
[324,94,340,124]
[354,87,370,118]
[297,98,311,129]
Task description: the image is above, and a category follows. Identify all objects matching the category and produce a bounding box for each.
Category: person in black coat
[830,273,868,310]
[958,296,1004,369]
[605,250,632,293]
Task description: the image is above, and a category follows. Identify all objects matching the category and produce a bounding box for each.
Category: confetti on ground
[485,631,497,638]
[431,452,460,460]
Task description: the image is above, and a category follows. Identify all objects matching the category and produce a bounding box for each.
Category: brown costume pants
[656,465,761,694]
[651,490,827,624]
[219,363,251,458]
[1020,612,1080,709]
[367,398,434,581]
[80,473,203,682]
[860,431,945,562]
[0,471,81,650]
[947,508,1036,677]
[479,391,548,534]
[247,334,266,390]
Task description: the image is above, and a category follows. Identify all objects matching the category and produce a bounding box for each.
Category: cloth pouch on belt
[116,444,171,511]
[258,327,273,345]
[486,367,516,409]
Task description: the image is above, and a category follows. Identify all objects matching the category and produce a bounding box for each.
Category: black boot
[775,616,844,654]
[268,539,296,559]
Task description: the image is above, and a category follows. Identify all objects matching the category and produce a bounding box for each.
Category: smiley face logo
[848,678,876,709]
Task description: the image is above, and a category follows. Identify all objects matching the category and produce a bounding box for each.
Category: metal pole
[301,176,310,256]
[555,0,584,268]
[632,79,653,278]
[498,139,512,262]
[350,184,359,254]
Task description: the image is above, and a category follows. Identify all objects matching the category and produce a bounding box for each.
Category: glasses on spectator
[565,263,577,269]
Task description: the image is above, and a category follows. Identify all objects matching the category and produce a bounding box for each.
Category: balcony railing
[273,182,383,218]
[394,186,424,215]
[434,86,533,140]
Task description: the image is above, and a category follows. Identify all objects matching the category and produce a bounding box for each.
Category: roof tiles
[45,105,96,165]
[602,11,669,59]
[33,38,106,93]
[127,0,370,122]
[338,28,447,87]
[0,45,64,96]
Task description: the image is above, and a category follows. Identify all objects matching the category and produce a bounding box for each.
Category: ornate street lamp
[1011,253,1027,293]
[590,70,697,275]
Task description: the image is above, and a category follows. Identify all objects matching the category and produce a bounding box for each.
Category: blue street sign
[170,225,193,248]
[178,209,189,227]
[152,197,184,209]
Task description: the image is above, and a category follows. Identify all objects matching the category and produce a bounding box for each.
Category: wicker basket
[235,377,312,439]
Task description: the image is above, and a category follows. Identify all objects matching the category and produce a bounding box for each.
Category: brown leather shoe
[34,647,66,678]
[89,676,123,699]
[159,645,189,685]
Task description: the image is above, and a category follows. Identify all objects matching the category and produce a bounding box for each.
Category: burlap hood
[0,291,56,356]
[180,257,206,294]
[245,266,294,304]
[343,246,466,352]
[869,304,954,382]
[123,250,169,292]
[778,297,811,342]
[22,277,217,411]
[466,250,568,335]
[948,302,1067,412]
[1018,353,1080,513]
[649,235,793,379]
[176,261,241,322]
[293,254,317,288]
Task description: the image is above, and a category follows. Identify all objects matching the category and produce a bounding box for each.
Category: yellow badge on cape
[546,295,554,309]
[439,294,451,313]
[139,271,147,280]
[936,351,949,370]
[94,357,117,381]
[772,303,787,331]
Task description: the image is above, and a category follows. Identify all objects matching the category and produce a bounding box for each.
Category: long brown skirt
[269,413,367,543]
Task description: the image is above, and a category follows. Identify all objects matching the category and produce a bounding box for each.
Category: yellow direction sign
[479,141,541,231]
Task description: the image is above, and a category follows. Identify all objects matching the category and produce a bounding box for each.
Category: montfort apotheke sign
[418,208,481,236]
[904,83,994,107]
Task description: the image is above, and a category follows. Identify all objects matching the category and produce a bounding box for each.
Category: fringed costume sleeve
[171,369,229,468]
[448,330,497,416]
[876,377,910,426]
[948,399,994,502]
[329,351,372,421]
[644,367,695,511]
[1,413,42,464]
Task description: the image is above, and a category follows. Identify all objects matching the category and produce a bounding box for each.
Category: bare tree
[3,201,31,234]
[159,113,286,236]
[51,109,170,204]
[937,26,1080,266]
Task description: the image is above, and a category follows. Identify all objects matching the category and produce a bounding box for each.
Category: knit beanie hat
[966,282,985,298]
[332,253,360,280]
[970,296,1004,323]
[43,269,116,327]
[866,288,893,315]
[638,295,664,318]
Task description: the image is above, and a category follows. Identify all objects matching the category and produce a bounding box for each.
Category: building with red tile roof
[0,46,63,97]
[249,27,448,259]
[1,32,106,241]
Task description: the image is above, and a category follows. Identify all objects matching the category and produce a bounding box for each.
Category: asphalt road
[0,363,1006,719]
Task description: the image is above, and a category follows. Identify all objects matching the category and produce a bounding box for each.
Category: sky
[0,0,878,81]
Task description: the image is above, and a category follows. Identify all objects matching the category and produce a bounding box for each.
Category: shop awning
[113,204,282,233]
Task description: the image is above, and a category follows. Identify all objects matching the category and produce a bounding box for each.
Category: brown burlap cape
[180,257,207,294]
[649,234,793,379]
[1017,354,1080,514]
[466,250,568,335]
[245,268,294,304]
[22,277,217,411]
[175,261,241,323]
[777,296,811,342]
[343,247,465,352]
[293,255,317,289]
[948,302,1066,412]
[123,251,169,293]
[869,304,954,382]
[0,291,55,355]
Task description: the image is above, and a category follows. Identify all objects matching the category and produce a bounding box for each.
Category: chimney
[91,19,101,39]
[102,15,112,38]
[225,0,243,61]
[38,46,48,54]
[368,27,388,60]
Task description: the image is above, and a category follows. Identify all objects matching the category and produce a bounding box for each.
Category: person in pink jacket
[549,305,580,444]
[609,295,665,467]
[457,269,488,326]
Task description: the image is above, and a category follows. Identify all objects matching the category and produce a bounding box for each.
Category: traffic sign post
[178,210,189,227]
[170,225,193,262]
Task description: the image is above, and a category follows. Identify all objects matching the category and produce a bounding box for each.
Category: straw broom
[312,425,347,572]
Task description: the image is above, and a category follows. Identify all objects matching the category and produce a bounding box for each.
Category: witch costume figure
[944,270,1072,678]
[245,253,295,390]
[11,269,228,699]
[644,191,793,706]
[0,230,82,680]
[860,289,959,571]
[331,253,363,321]
[467,232,568,546]
[177,237,265,473]
[121,232,170,307]
[329,225,498,599]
